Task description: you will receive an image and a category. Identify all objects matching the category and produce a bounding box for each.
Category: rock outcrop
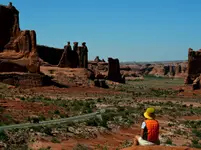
[37,45,63,65]
[57,42,88,68]
[185,48,201,84]
[121,62,187,78]
[27,51,40,73]
[148,65,166,76]
[94,56,101,62]
[0,2,20,51]
[0,72,52,88]
[58,42,74,68]
[0,3,40,73]
[0,60,28,72]
[94,79,108,88]
[107,57,125,83]
[192,77,200,90]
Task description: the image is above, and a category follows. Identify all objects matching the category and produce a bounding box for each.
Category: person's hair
[150,113,156,119]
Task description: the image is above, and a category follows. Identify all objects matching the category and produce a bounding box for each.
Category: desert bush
[73,143,89,150]
[119,140,133,148]
[192,129,201,138]
[184,120,201,128]
[165,138,173,145]
[0,130,8,141]
[38,147,51,150]
[191,138,201,148]
[51,137,60,143]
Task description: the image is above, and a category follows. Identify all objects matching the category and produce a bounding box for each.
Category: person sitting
[133,107,160,146]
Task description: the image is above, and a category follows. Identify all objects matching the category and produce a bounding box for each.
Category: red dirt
[30,117,197,150]
[174,85,201,97]
[30,124,199,150]
[182,115,201,120]
[0,99,67,122]
[122,146,197,150]
[30,127,140,150]
[28,85,121,95]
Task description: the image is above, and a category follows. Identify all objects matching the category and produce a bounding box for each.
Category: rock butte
[185,48,201,84]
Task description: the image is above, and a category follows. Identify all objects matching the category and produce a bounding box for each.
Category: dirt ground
[29,114,201,150]
[30,127,140,150]
[0,72,201,150]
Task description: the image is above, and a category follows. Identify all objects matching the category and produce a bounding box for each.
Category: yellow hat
[144,107,155,119]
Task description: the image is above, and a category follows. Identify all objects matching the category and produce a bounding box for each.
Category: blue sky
[1,0,201,62]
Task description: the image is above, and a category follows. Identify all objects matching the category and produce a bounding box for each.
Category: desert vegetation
[0,76,200,149]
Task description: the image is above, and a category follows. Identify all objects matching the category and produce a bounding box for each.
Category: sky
[1,0,201,62]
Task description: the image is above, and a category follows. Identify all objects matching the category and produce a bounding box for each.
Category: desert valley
[0,2,201,150]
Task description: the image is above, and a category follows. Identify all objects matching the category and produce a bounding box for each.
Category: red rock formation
[107,57,125,83]
[192,77,200,90]
[94,79,108,88]
[169,65,175,76]
[120,66,131,71]
[79,42,88,68]
[146,63,187,78]
[37,45,63,65]
[88,61,108,80]
[58,43,72,68]
[148,65,166,76]
[0,72,54,88]
[55,42,88,68]
[185,48,201,84]
[27,51,40,73]
[0,3,39,73]
[175,64,181,74]
[94,56,101,62]
[0,30,37,59]
[0,3,20,51]
[0,60,28,72]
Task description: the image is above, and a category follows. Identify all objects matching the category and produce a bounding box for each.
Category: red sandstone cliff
[0,3,39,73]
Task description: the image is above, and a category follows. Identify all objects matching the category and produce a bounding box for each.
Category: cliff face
[0,3,39,73]
[185,48,201,84]
[0,3,37,58]
[108,57,125,83]
[37,45,63,65]
[0,4,20,51]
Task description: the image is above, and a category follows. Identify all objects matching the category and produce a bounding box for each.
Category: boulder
[94,79,108,88]
[87,69,95,80]
[192,77,200,90]
[26,52,40,73]
[94,79,100,87]
[95,73,105,79]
